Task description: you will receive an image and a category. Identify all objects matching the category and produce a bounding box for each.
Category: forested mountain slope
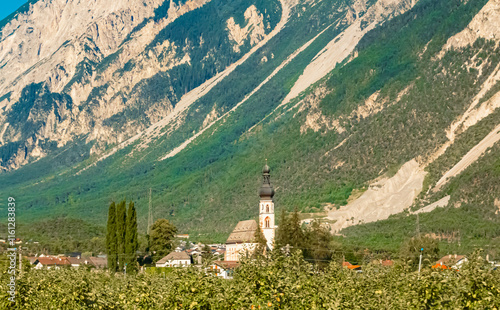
[0,0,498,254]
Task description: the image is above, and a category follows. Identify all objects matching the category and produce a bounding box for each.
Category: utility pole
[416,213,420,237]
[147,188,153,235]
[418,247,423,278]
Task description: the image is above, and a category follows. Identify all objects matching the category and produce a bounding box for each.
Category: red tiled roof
[342,261,361,270]
[36,257,70,266]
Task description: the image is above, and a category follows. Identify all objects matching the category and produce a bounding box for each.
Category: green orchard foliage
[1,251,499,309]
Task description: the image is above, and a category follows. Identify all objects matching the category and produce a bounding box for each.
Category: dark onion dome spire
[262,164,270,174]
[259,161,274,199]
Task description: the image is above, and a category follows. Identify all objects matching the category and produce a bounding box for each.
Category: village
[10,164,498,279]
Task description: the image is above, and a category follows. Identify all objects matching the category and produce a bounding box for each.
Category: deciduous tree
[150,219,177,262]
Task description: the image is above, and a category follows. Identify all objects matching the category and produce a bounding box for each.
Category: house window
[265,217,270,228]
[266,205,269,213]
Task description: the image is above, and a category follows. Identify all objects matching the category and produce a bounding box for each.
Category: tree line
[274,209,337,267]
[273,208,441,268]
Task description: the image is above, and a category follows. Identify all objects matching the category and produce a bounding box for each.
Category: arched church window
[265,217,270,228]
[266,205,269,213]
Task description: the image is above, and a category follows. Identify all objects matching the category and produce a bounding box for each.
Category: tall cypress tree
[125,201,138,274]
[106,202,118,272]
[116,200,127,272]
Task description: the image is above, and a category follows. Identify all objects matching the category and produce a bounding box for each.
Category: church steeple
[259,160,275,250]
[259,160,275,200]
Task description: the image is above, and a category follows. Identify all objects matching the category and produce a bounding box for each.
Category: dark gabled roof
[88,257,107,268]
[226,220,257,244]
[67,257,83,265]
[213,260,240,269]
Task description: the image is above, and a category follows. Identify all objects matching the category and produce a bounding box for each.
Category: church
[224,163,276,261]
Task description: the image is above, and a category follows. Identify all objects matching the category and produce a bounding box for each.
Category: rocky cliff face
[0,0,280,170]
[0,0,166,169]
[0,0,164,102]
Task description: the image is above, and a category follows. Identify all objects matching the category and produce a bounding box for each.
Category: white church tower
[258,162,275,250]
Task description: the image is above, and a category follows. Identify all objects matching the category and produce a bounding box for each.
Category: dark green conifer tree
[106,202,118,272]
[253,226,268,259]
[275,208,305,254]
[289,208,305,249]
[275,208,290,250]
[116,200,127,272]
[125,201,139,274]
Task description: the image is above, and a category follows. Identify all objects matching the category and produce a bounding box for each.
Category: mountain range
[0,0,499,253]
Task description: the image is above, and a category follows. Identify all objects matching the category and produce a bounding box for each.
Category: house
[88,257,108,269]
[67,257,84,268]
[432,254,467,270]
[209,261,240,279]
[34,257,70,269]
[25,257,38,265]
[215,248,226,257]
[189,249,201,256]
[156,251,191,267]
